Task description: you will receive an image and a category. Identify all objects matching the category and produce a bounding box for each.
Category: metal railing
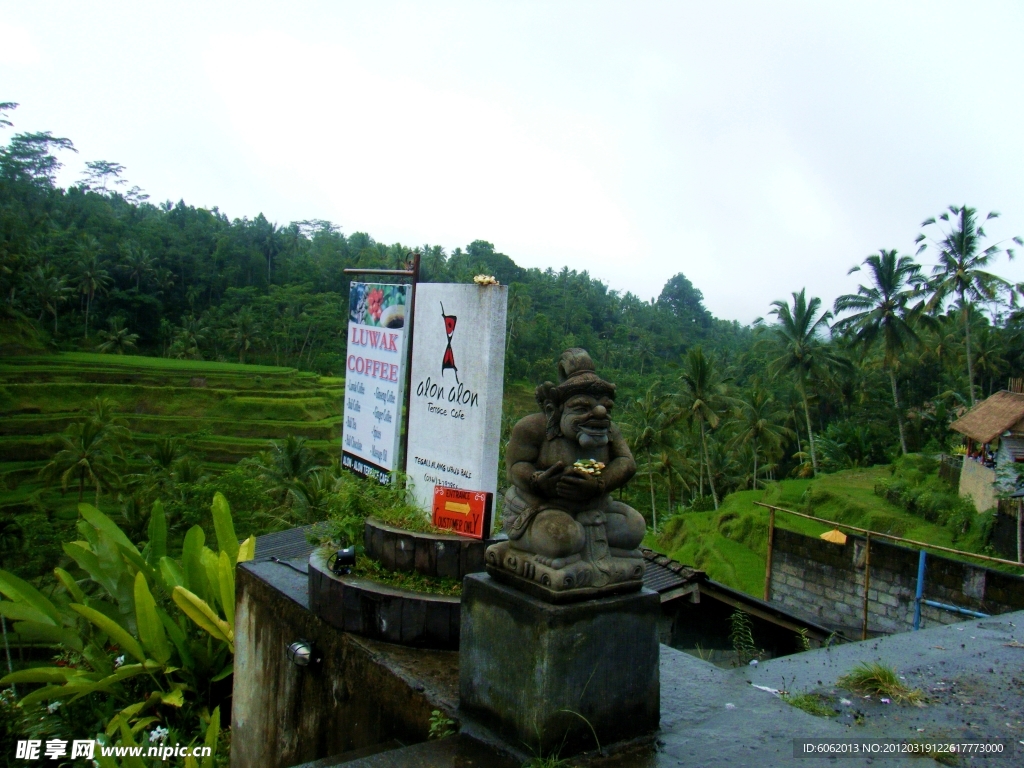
[756,502,1022,639]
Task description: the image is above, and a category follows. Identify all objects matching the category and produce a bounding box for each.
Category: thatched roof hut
[950,390,1024,445]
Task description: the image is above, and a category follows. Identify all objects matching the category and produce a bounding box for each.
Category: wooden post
[763,507,775,602]
[861,533,872,641]
[398,250,420,474]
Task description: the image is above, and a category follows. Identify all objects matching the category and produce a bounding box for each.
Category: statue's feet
[485,540,644,598]
[534,553,581,569]
[609,547,643,560]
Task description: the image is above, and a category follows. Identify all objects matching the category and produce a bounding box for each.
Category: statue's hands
[556,469,604,501]
[531,462,565,497]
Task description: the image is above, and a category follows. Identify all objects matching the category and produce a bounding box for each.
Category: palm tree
[768,289,847,477]
[917,205,1021,405]
[622,384,672,529]
[730,383,794,489]
[832,250,926,455]
[673,346,737,510]
[41,417,125,503]
[75,238,112,339]
[118,241,154,291]
[229,306,261,363]
[31,264,72,334]
[96,316,139,354]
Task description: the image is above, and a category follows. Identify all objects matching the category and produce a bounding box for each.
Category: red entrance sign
[431,486,492,539]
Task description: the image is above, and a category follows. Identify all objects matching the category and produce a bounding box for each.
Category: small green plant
[523,757,573,768]
[837,662,925,705]
[795,627,811,652]
[428,709,456,740]
[782,692,837,718]
[728,609,762,665]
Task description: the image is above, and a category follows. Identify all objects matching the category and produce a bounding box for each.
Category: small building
[949,388,1024,512]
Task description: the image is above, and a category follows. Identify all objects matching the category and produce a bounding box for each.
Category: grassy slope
[656,466,993,597]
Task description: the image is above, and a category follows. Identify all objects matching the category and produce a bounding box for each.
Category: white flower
[149,726,170,744]
[47,700,62,713]
[113,655,125,669]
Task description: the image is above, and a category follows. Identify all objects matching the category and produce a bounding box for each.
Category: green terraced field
[0,353,344,469]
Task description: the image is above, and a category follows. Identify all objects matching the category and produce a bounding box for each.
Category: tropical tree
[96,315,140,354]
[768,289,847,477]
[118,241,154,290]
[917,205,1021,405]
[832,250,926,455]
[730,383,793,489]
[623,384,673,529]
[673,346,737,509]
[228,306,261,363]
[41,418,125,503]
[74,238,112,339]
[30,264,72,334]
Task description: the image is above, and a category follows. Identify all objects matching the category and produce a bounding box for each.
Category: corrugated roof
[949,390,1024,444]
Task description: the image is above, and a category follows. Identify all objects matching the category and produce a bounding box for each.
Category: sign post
[404,283,507,514]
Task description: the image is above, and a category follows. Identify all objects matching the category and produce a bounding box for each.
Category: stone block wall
[959,459,997,513]
[768,528,1024,635]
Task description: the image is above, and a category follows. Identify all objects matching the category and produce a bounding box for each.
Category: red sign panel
[431,486,492,539]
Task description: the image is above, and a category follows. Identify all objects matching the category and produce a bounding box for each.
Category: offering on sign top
[342,282,408,484]
[432,486,493,539]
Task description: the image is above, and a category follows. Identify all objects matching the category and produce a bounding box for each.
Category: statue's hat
[550,348,616,402]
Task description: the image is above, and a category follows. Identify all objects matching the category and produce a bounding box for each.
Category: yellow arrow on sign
[444,501,471,515]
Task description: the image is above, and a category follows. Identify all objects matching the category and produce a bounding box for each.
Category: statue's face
[559,393,614,448]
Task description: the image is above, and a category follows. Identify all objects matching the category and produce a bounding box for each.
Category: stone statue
[485,348,646,601]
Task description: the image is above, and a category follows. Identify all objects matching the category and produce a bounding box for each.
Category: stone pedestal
[459,573,660,757]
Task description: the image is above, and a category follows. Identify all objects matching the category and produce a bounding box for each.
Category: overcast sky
[3,1,1023,323]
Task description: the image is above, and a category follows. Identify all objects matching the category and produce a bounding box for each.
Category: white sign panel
[342,282,409,484]
[405,283,507,511]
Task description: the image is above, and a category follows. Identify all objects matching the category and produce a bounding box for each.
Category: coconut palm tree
[917,205,1021,405]
[673,346,738,510]
[75,237,112,339]
[31,264,72,334]
[41,418,125,503]
[730,383,794,489]
[622,384,672,529]
[229,306,261,363]
[96,316,139,355]
[768,289,848,477]
[832,250,926,455]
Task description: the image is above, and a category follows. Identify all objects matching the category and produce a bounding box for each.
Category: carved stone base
[484,539,643,604]
[459,573,660,757]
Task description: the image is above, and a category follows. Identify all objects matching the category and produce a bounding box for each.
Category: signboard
[341,281,409,484]
[405,283,507,512]
[431,486,493,539]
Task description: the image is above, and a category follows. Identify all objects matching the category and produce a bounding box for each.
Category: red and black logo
[440,303,459,383]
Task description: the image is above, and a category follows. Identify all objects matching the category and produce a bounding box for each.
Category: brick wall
[768,527,1024,635]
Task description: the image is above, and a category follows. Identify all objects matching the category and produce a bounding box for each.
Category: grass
[836,662,925,705]
[348,554,462,596]
[1,352,296,374]
[655,463,1005,596]
[782,693,837,718]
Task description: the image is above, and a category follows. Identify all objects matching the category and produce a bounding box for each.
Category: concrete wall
[231,562,457,768]
[959,458,997,512]
[767,528,1024,636]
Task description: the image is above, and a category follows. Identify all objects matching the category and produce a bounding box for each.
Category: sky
[3,1,1024,323]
